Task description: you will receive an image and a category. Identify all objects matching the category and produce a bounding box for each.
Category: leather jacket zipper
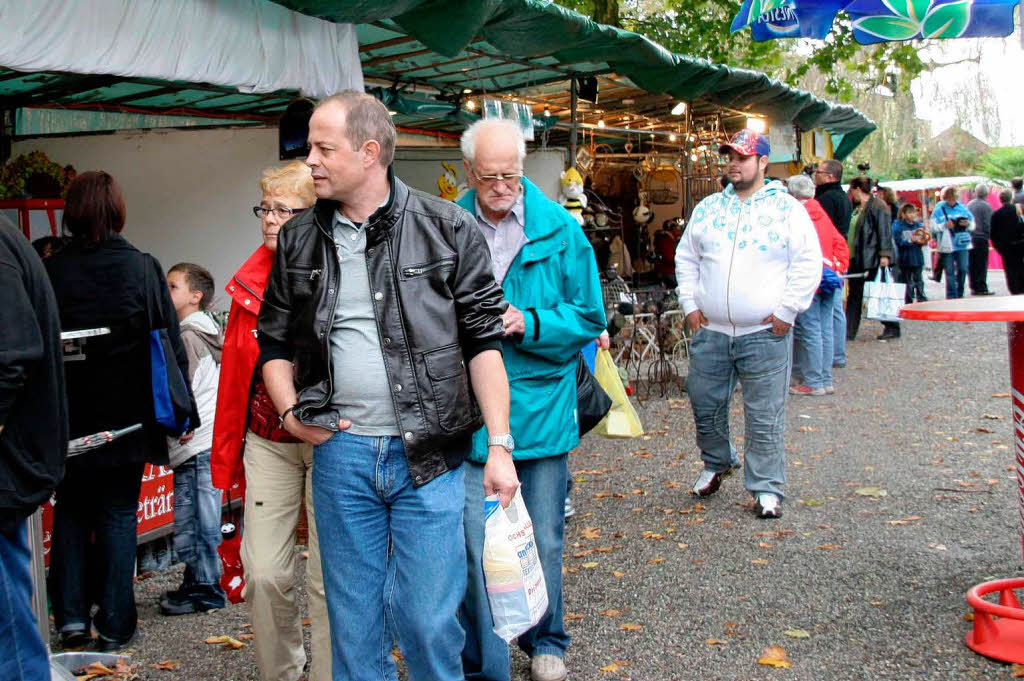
[286,267,322,280]
[401,258,453,278]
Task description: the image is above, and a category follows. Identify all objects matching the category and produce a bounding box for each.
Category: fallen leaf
[80,662,115,676]
[593,491,611,499]
[991,393,1010,398]
[580,527,602,539]
[204,635,246,649]
[1012,662,1024,677]
[757,645,793,668]
[783,629,811,639]
[800,498,824,507]
[928,543,948,551]
[676,543,689,550]
[619,622,644,632]
[758,542,774,549]
[564,612,585,621]
[982,413,1003,420]
[975,427,994,434]
[705,638,728,645]
[869,601,885,606]
[751,558,770,565]
[150,660,180,671]
[612,571,626,578]
[963,612,974,622]
[600,660,632,673]
[886,516,923,526]
[302,617,312,626]
[599,608,622,617]
[237,634,254,641]
[854,486,887,498]
[818,544,841,551]
[392,647,403,663]
[647,557,665,564]
[581,562,599,569]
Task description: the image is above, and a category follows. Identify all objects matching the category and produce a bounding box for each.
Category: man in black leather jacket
[257,90,518,681]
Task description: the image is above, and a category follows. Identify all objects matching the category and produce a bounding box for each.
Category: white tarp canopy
[0,0,363,97]
[868,176,1008,192]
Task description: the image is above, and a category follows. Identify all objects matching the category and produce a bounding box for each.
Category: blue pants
[171,450,225,608]
[0,521,50,681]
[793,290,837,390]
[686,328,791,499]
[313,431,466,681]
[49,461,144,645]
[945,249,970,299]
[832,284,847,365]
[461,455,570,681]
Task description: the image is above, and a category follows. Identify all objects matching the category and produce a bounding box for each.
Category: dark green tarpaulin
[273,0,875,159]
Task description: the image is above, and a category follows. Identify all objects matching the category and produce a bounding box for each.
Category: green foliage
[0,151,68,200]
[974,147,1024,180]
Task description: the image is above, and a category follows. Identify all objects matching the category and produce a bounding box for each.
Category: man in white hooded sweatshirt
[675,130,821,519]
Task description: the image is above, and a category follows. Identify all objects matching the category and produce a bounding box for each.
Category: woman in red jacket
[210,161,330,681]
[786,174,849,397]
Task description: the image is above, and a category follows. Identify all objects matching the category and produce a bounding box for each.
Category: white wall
[13,129,568,310]
[14,127,280,310]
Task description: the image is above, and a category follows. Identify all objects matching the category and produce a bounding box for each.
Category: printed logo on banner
[847,0,1019,43]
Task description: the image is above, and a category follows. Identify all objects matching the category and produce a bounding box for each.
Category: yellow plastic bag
[593,349,643,438]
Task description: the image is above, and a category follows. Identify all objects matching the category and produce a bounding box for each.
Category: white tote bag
[864,267,905,323]
[482,488,548,642]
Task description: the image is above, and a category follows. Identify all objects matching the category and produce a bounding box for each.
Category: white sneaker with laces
[531,654,567,681]
[691,469,719,496]
[756,493,782,519]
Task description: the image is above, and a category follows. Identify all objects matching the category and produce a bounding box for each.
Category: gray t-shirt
[327,210,399,436]
[967,198,993,239]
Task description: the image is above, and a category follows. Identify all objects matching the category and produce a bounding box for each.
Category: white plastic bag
[482,488,548,642]
[864,267,905,323]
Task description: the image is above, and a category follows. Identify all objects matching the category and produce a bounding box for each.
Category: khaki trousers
[241,432,330,681]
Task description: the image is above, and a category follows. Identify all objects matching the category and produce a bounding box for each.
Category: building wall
[13,126,566,310]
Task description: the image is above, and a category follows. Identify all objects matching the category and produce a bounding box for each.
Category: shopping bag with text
[482,488,548,642]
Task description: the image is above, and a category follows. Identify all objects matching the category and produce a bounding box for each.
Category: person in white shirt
[675,130,821,519]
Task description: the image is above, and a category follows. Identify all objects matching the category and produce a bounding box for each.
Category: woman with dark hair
[879,186,899,223]
[846,176,901,340]
[45,171,198,651]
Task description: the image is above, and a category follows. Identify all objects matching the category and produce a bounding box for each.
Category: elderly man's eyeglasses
[253,206,304,220]
[469,168,523,186]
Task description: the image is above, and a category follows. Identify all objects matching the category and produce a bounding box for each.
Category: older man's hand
[502,304,526,337]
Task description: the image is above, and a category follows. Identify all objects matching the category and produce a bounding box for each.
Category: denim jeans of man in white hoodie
[676,164,820,518]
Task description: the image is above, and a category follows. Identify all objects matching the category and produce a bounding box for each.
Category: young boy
[161,263,227,615]
[893,203,929,303]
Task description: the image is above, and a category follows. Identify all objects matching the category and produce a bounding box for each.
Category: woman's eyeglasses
[253,206,304,219]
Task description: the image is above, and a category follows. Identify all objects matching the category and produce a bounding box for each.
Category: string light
[669,133,677,142]
[597,119,605,128]
[466,99,477,111]
[543,107,550,117]
[463,88,473,94]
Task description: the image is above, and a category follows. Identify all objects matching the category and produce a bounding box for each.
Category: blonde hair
[259,161,315,205]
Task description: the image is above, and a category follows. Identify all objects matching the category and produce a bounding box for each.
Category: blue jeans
[686,328,791,499]
[945,249,969,299]
[0,522,50,681]
[172,450,225,608]
[312,431,466,681]
[832,285,847,365]
[49,461,144,645]
[462,456,570,681]
[793,290,837,390]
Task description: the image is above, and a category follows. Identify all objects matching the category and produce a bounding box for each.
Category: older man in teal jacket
[457,119,605,681]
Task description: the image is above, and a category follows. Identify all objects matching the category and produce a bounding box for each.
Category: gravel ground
[52,276,1024,680]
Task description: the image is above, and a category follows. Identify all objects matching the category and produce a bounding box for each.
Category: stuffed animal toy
[560,167,588,225]
[437,161,459,201]
[633,199,654,228]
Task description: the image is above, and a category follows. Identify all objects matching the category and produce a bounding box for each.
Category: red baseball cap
[719,129,771,157]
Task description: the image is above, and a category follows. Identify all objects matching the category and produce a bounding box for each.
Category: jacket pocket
[286,265,321,299]
[400,257,455,280]
[422,343,477,432]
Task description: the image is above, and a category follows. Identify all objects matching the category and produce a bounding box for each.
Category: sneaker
[563,496,576,519]
[755,493,782,519]
[877,329,901,341]
[824,385,835,395]
[531,654,567,681]
[94,628,137,652]
[832,361,846,369]
[160,590,198,616]
[59,629,90,649]
[691,468,729,497]
[789,385,825,396]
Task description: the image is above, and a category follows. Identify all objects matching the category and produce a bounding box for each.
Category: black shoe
[160,590,198,616]
[59,630,90,649]
[877,330,901,341]
[832,361,846,369]
[94,629,136,652]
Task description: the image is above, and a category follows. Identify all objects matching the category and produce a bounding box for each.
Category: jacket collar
[459,176,560,244]
[230,242,274,299]
[312,165,407,245]
[816,181,843,196]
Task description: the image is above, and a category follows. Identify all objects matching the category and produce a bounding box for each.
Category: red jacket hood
[803,198,849,273]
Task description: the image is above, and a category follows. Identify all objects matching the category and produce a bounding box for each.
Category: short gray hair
[787,174,816,200]
[316,90,396,167]
[460,118,526,166]
[819,159,843,182]
[975,184,990,199]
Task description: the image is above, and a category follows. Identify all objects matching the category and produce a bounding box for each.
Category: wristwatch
[487,433,515,453]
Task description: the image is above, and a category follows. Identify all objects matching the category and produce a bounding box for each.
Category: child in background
[893,203,928,303]
[161,263,227,615]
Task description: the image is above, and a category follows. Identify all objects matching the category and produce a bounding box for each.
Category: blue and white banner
[846,0,1020,44]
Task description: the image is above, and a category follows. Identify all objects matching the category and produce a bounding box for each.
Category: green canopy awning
[274,0,875,159]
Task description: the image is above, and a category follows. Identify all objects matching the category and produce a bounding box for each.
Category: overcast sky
[911,35,1022,147]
